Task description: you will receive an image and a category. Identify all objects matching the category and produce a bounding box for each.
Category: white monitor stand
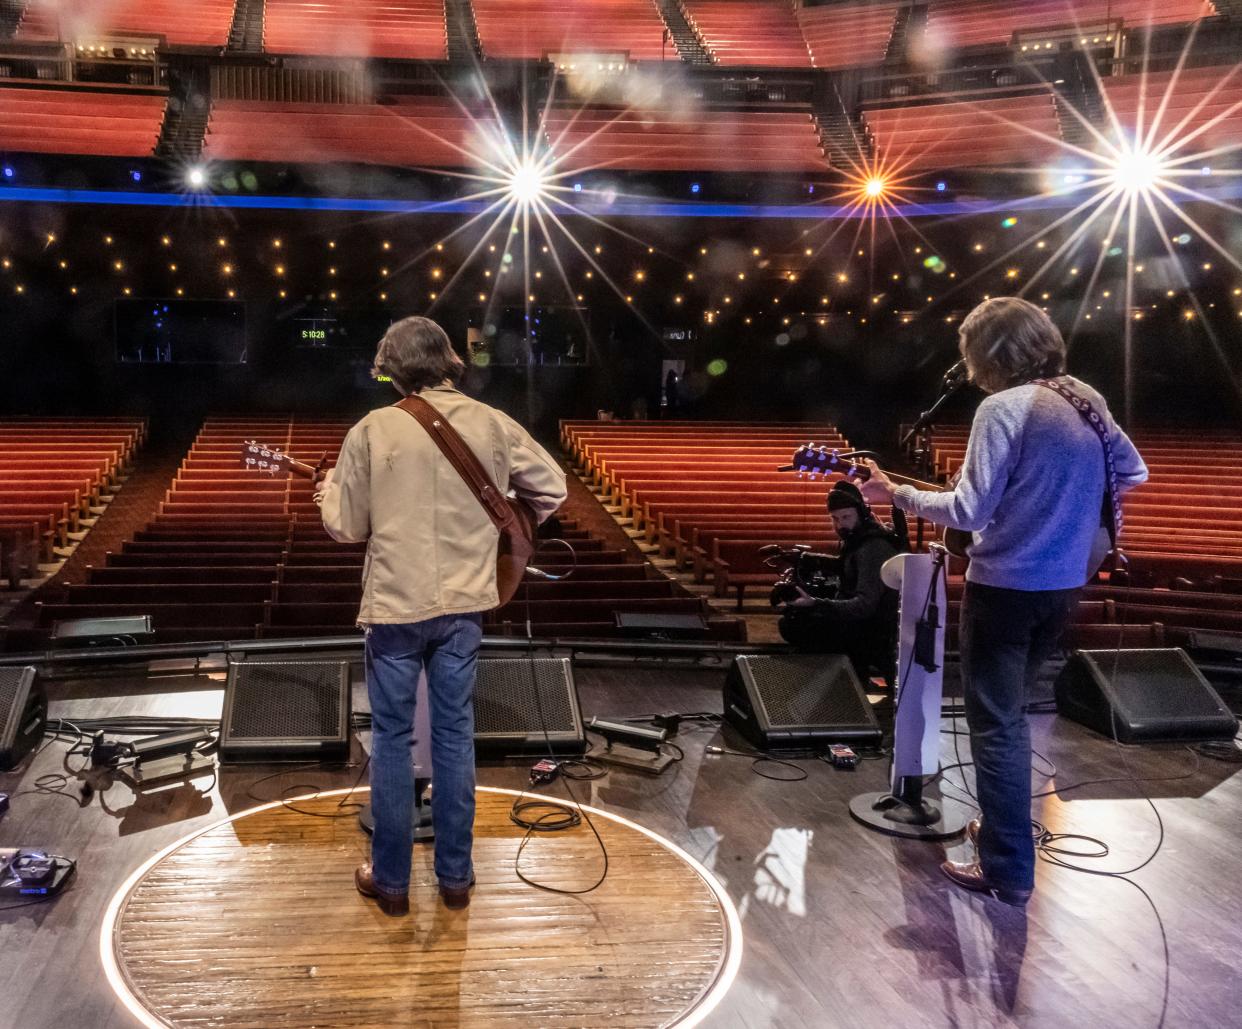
[849,546,970,840]
[359,667,435,841]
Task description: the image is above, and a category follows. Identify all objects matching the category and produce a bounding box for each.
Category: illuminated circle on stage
[100,786,742,1028]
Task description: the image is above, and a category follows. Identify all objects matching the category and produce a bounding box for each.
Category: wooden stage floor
[2,657,1241,1028]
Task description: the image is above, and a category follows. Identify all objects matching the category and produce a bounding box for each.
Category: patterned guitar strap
[1032,377,1125,576]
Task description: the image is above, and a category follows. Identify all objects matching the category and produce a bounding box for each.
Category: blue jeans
[365,613,483,894]
[959,582,1078,891]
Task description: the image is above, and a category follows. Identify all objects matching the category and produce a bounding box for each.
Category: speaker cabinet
[1055,648,1239,744]
[220,660,351,762]
[0,666,45,771]
[473,657,585,755]
[724,653,881,752]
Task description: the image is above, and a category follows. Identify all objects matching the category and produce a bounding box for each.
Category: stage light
[2,165,13,179]
[864,177,886,199]
[130,169,142,183]
[690,182,701,194]
[1110,145,1164,196]
[186,166,207,189]
[508,161,546,205]
[936,181,947,192]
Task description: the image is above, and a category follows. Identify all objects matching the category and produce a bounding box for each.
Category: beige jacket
[316,386,567,624]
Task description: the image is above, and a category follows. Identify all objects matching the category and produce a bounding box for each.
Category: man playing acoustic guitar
[859,297,1147,906]
[316,316,566,916]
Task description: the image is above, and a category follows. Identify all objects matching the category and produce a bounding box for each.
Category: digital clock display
[302,329,327,340]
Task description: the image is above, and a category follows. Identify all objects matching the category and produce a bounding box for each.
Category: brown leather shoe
[966,817,981,847]
[355,864,410,916]
[439,875,476,910]
[940,859,1032,907]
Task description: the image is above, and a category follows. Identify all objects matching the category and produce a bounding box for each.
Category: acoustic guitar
[784,444,1115,574]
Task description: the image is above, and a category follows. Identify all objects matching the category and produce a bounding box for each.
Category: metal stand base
[359,778,434,842]
[849,790,970,841]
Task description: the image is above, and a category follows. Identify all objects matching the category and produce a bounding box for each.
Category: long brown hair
[958,297,1067,394]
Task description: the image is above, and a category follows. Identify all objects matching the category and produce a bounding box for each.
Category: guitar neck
[283,457,320,480]
[882,470,944,493]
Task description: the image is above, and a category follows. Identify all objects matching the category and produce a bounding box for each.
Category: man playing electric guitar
[859,297,1148,906]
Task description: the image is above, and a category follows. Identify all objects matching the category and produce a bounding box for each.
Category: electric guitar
[783,444,1115,573]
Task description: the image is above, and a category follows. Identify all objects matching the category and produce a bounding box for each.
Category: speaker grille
[752,655,872,728]
[0,668,23,722]
[1084,649,1227,721]
[1057,648,1238,744]
[471,658,584,754]
[475,658,574,734]
[226,661,348,740]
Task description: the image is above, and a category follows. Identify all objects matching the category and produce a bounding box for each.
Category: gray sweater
[893,376,1148,591]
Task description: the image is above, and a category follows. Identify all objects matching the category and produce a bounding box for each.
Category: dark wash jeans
[959,581,1078,891]
[365,614,483,895]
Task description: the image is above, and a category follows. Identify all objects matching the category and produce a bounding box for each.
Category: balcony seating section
[796,1,901,71]
[543,104,827,172]
[1099,64,1242,159]
[32,417,737,644]
[924,0,1216,52]
[202,96,493,168]
[471,0,670,61]
[0,418,147,587]
[15,0,237,48]
[0,87,165,159]
[563,420,889,607]
[262,0,448,60]
[681,1,812,68]
[912,424,1242,648]
[862,89,1062,172]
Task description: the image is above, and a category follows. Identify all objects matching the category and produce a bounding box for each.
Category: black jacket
[820,520,902,623]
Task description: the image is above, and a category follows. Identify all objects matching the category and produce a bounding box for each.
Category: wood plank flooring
[1,660,1240,1027]
[112,789,728,1028]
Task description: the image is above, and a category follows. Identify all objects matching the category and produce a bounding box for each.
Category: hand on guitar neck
[782,443,969,557]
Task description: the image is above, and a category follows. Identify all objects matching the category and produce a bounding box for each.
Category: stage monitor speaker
[1055,648,1239,744]
[473,657,585,755]
[724,654,881,752]
[0,666,45,771]
[219,660,351,762]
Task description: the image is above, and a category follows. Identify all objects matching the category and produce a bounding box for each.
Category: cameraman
[777,480,903,683]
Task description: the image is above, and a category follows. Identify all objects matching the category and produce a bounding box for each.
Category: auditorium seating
[861,89,1062,172]
[471,0,670,61]
[1100,64,1242,158]
[543,104,827,173]
[14,0,237,48]
[923,0,1216,52]
[0,418,146,587]
[29,417,740,644]
[201,96,494,168]
[0,87,166,159]
[797,0,901,71]
[681,1,812,68]
[261,0,448,59]
[563,420,889,606]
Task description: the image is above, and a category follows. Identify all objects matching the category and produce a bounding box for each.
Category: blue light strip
[1,181,1240,219]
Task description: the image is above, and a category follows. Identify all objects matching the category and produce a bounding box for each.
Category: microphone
[942,359,968,389]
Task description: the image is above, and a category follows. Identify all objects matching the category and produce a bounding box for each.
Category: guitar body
[495,496,538,607]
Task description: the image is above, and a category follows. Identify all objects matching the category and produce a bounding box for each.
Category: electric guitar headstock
[239,441,325,482]
[784,445,878,482]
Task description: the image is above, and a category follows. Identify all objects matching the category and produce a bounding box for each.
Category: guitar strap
[1031,378,1123,550]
